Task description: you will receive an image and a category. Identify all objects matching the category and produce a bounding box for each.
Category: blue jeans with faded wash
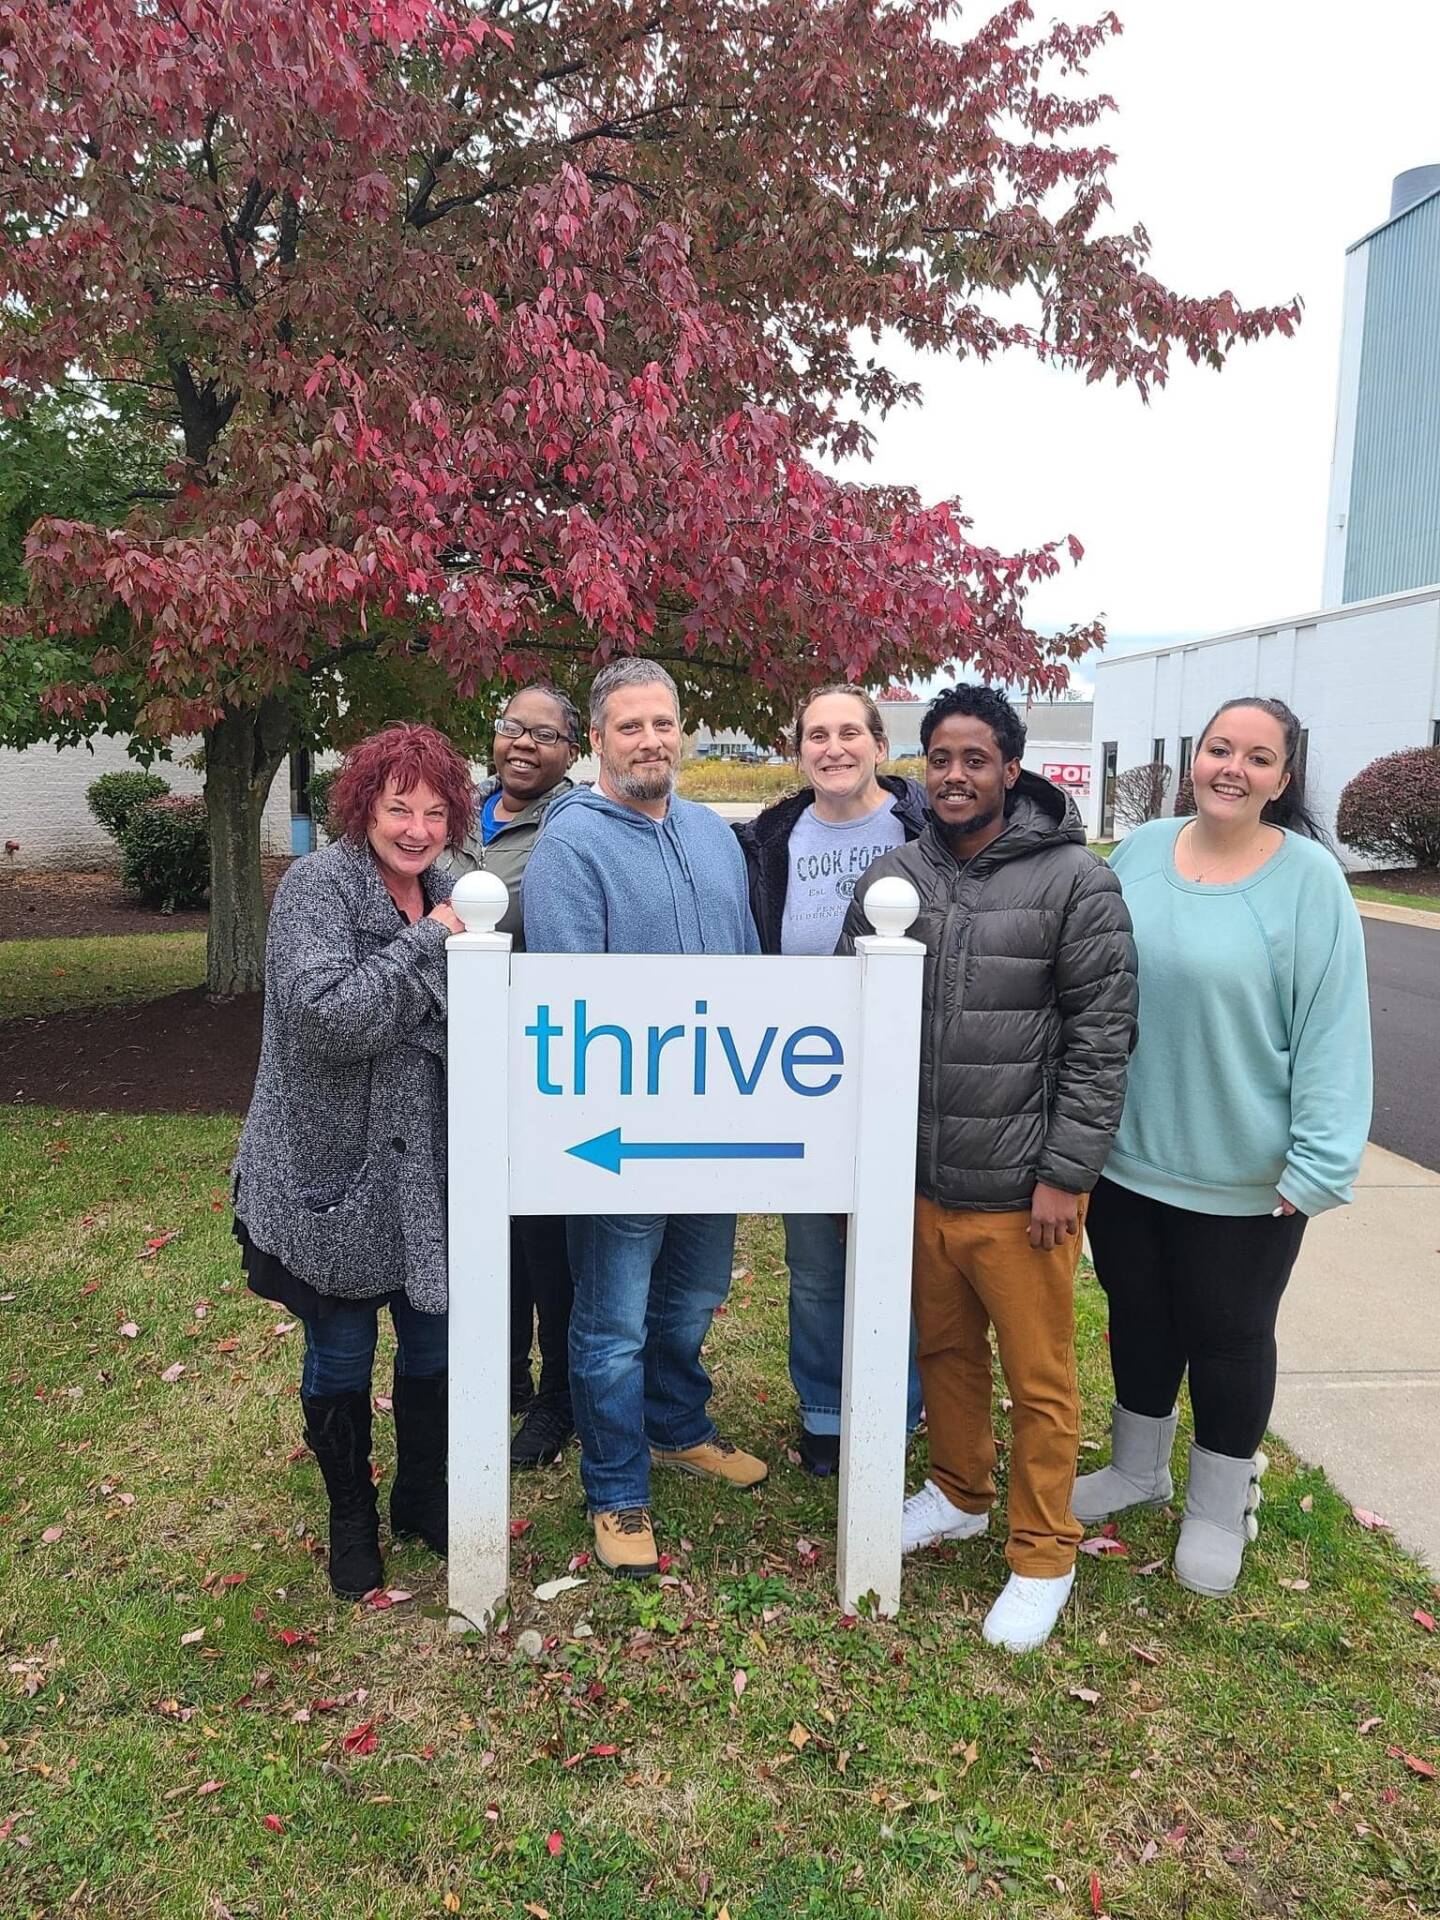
[300,1297,448,1397]
[565,1213,736,1512]
[783,1212,924,1437]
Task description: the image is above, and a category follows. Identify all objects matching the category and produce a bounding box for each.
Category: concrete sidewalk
[1273,1142,1440,1573]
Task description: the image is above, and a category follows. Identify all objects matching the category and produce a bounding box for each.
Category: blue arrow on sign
[567,1128,805,1176]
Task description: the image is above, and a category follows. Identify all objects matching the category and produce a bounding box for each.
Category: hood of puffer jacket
[938,768,1088,870]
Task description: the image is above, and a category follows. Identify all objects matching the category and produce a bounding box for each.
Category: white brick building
[1089,585,1440,863]
[0,734,293,870]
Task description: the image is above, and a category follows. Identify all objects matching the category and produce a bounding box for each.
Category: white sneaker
[901,1479,989,1555]
[981,1569,1075,1653]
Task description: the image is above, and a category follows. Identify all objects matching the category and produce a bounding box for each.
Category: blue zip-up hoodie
[522,784,761,956]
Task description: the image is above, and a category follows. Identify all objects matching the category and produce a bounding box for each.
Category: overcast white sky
[849,0,1440,682]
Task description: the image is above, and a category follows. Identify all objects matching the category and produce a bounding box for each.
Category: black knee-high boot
[389,1371,448,1554]
[302,1391,383,1599]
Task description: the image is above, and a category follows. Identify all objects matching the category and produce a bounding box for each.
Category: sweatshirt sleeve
[1277,863,1373,1216]
[522,825,609,954]
[271,869,450,1067]
[1037,858,1139,1193]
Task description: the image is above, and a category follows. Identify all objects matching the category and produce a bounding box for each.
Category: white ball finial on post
[861,875,921,940]
[451,869,510,936]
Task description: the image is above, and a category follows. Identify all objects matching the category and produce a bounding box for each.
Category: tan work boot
[651,1433,768,1489]
[592,1507,659,1578]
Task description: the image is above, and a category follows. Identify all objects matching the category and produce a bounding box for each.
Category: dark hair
[1196,697,1329,842]
[793,683,887,751]
[328,723,476,849]
[919,684,1027,762]
[501,682,581,744]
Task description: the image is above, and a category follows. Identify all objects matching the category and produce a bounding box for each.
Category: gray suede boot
[1071,1405,1178,1525]
[1174,1444,1268,1597]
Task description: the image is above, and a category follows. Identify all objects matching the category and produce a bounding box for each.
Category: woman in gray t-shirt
[734,686,927,1475]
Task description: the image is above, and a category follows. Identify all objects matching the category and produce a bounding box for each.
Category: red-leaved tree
[0,0,1297,992]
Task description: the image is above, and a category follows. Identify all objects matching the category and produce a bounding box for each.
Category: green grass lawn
[1350,884,1440,917]
[4,1108,1439,1918]
[0,930,205,1017]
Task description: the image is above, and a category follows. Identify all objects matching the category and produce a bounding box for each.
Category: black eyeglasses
[495,718,574,747]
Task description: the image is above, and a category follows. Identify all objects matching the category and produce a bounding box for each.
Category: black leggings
[1086,1176,1308,1458]
[510,1215,574,1404]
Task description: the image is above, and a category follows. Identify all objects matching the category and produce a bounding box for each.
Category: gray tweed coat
[232,837,455,1313]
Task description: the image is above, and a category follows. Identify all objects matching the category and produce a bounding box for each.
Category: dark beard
[943,803,1001,847]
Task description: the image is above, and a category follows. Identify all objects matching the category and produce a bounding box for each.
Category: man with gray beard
[523,660,764,1575]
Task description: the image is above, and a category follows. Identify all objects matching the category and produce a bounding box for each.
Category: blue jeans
[301,1298,449,1397]
[566,1213,737,1512]
[783,1213,924,1437]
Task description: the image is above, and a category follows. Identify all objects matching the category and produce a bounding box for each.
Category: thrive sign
[509,960,861,1214]
[445,873,924,1629]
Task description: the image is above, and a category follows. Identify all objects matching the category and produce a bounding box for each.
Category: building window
[1100,741,1118,838]
[1152,736,1165,766]
[1433,719,1440,747]
[1177,736,1193,786]
[1295,728,1310,788]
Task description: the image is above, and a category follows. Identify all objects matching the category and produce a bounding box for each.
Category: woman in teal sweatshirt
[1072,697,1372,1598]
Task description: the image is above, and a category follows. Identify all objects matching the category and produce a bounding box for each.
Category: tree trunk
[203,698,291,999]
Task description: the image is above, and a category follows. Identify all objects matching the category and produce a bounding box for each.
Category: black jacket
[733,774,930,955]
[838,772,1137,1212]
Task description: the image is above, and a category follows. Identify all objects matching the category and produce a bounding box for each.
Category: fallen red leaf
[1387,1745,1438,1780]
[1090,1869,1103,1914]
[546,1830,564,1857]
[80,1280,101,1296]
[1352,1507,1390,1532]
[342,1719,378,1756]
[274,1628,313,1648]
[1413,1609,1436,1633]
[509,1518,532,1539]
[195,1779,224,1797]
[263,1813,285,1834]
[1078,1535,1128,1558]
[656,1553,672,1573]
[588,1743,620,1758]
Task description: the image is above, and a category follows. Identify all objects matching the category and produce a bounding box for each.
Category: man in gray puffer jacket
[839,684,1136,1655]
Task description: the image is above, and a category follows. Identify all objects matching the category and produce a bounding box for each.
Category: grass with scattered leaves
[3,1106,1439,1919]
[0,932,206,1019]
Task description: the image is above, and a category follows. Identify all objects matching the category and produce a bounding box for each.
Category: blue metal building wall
[1343,189,1440,602]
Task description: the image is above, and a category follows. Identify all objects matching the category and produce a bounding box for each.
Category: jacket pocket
[286,1165,385,1287]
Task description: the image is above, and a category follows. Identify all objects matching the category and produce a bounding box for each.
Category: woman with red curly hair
[233,724,474,1599]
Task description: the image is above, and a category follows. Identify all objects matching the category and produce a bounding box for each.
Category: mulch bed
[0,864,291,1114]
[0,987,261,1116]
[0,860,292,941]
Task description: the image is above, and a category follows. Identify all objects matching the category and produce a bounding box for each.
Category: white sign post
[446,871,924,1629]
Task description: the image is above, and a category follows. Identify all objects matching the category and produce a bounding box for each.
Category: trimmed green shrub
[1337,745,1440,869]
[86,769,170,844]
[119,794,210,913]
[308,764,340,841]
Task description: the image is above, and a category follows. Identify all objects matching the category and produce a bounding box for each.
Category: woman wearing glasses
[445,684,583,1467]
